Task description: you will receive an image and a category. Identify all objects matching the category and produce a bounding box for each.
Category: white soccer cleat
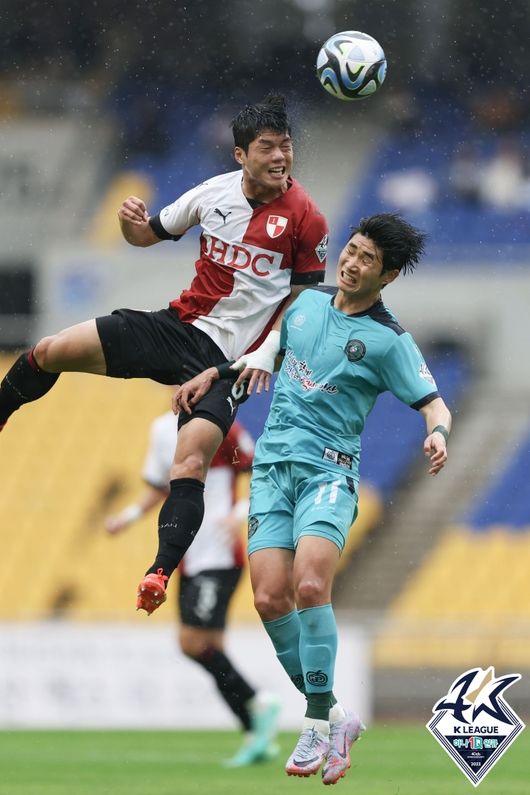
[321,711,365,785]
[285,727,330,777]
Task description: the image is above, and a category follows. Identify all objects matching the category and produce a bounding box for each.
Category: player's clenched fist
[118,196,148,224]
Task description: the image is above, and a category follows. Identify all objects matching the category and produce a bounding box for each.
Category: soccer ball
[316,31,387,101]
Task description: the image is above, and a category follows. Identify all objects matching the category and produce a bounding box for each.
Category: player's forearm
[421,397,452,437]
[113,487,167,528]
[119,218,160,247]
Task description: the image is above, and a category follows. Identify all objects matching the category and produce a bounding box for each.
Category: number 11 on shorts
[314,479,341,505]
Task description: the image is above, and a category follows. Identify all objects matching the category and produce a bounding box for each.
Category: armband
[432,425,449,443]
[215,361,237,379]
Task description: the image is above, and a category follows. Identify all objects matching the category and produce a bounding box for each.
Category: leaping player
[0,94,328,613]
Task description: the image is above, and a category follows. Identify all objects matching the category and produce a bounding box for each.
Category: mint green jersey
[254,287,439,481]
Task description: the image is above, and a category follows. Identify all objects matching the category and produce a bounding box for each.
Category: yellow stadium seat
[0,355,172,622]
[87,171,154,246]
[374,526,530,668]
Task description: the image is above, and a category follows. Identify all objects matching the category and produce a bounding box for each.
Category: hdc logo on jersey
[427,666,525,787]
[202,233,282,276]
[266,215,288,238]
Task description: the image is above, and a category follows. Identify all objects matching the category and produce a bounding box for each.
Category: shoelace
[294,728,321,756]
[155,568,168,583]
[328,722,341,743]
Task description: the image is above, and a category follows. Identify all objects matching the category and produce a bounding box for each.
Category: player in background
[0,94,328,614]
[105,413,280,766]
[174,213,452,784]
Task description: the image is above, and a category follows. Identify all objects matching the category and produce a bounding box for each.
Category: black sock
[146,478,205,579]
[194,647,256,731]
[0,350,59,425]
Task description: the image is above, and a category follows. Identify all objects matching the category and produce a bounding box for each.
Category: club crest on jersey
[266,215,288,238]
[345,339,366,362]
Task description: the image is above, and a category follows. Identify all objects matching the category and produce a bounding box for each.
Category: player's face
[236,129,293,200]
[336,233,399,302]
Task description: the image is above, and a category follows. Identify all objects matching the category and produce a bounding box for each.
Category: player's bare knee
[179,627,204,658]
[33,335,60,371]
[254,589,291,621]
[171,451,207,481]
[295,577,326,607]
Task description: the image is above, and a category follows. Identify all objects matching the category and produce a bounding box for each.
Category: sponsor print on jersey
[285,349,338,394]
[201,232,284,277]
[266,214,288,238]
[213,207,233,225]
[322,448,353,469]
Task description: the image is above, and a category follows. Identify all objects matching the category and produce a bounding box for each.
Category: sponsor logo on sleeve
[292,313,306,327]
[315,233,328,263]
[248,515,259,539]
[419,362,435,384]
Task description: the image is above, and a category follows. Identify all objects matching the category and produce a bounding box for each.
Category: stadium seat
[87,171,154,246]
[374,425,530,668]
[0,355,172,622]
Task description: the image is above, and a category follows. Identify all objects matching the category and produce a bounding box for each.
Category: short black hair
[231,93,291,152]
[351,213,427,275]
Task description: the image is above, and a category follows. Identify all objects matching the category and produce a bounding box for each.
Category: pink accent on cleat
[285,727,329,777]
[321,711,365,785]
[136,568,168,615]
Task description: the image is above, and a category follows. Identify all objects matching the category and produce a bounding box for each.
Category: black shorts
[95,307,242,435]
[178,567,242,630]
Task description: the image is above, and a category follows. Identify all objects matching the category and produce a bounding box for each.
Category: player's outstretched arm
[118,195,161,247]
[104,485,168,534]
[232,283,309,394]
[420,397,452,476]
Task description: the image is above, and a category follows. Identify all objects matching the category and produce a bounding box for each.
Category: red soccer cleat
[136,568,168,615]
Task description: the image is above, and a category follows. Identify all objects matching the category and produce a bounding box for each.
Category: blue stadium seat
[360,345,470,497]
[463,426,530,531]
[337,93,530,253]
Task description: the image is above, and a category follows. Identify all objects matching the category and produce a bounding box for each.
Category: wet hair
[231,93,291,152]
[351,213,427,275]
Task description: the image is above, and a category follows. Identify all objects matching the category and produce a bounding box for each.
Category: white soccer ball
[316,30,387,101]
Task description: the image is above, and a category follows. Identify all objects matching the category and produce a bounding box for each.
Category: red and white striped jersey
[142,411,254,576]
[154,170,328,359]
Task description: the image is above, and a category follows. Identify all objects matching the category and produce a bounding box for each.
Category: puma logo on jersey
[214,208,232,224]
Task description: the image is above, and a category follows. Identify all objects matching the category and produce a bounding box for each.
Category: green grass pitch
[0,724,528,795]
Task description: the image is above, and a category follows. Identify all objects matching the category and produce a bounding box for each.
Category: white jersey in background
[142,411,254,576]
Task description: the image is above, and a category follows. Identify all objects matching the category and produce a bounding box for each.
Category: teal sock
[262,610,305,694]
[298,604,337,719]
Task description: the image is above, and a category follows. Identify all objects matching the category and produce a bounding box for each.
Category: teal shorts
[247,460,358,556]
